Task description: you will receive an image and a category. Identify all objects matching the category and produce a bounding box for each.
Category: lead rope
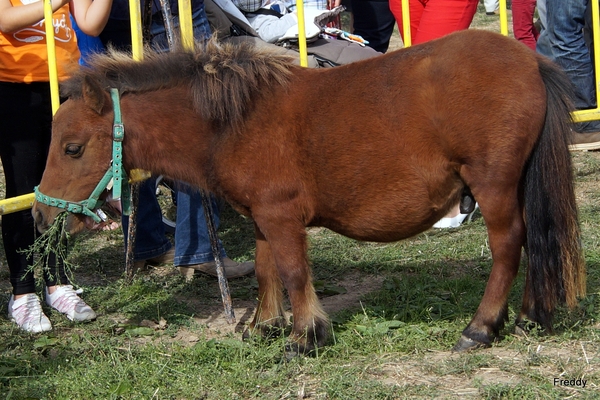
[107,88,137,280]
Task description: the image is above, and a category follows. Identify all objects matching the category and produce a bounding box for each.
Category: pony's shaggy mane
[61,39,295,123]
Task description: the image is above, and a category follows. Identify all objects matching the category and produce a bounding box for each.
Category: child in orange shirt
[0,0,112,333]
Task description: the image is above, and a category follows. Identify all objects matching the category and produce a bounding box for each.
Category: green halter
[34,88,131,223]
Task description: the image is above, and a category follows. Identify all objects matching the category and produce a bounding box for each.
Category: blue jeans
[173,185,227,266]
[123,180,227,264]
[536,0,600,132]
[122,179,172,261]
[150,4,211,52]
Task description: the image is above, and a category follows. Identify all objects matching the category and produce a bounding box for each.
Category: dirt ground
[107,264,385,341]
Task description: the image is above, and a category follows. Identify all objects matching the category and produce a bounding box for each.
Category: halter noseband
[34,88,131,223]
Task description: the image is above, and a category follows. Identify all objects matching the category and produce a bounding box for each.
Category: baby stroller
[205,0,380,67]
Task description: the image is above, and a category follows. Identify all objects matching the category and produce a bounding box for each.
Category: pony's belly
[315,216,432,243]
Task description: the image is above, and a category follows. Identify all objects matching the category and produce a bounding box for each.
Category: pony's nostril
[32,208,47,233]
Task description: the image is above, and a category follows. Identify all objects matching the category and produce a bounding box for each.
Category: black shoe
[460,191,476,214]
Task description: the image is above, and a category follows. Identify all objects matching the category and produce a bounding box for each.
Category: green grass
[1,151,598,398]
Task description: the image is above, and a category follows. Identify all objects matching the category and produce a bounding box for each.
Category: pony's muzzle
[32,204,50,233]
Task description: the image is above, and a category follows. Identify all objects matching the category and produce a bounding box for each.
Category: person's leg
[537,0,600,133]
[389,0,425,45]
[0,82,51,296]
[350,0,396,53]
[174,186,254,280]
[536,0,546,32]
[121,178,173,262]
[173,187,226,266]
[150,3,212,52]
[512,0,538,51]
[0,82,95,330]
[483,0,499,14]
[412,0,478,45]
[584,0,594,64]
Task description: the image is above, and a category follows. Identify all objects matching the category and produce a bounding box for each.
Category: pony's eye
[65,144,82,157]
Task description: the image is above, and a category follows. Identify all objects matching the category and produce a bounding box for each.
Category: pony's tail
[523,56,586,330]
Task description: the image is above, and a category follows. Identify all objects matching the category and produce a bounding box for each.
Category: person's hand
[328,0,342,8]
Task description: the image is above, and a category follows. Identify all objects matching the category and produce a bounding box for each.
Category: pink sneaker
[8,293,52,333]
[45,285,97,322]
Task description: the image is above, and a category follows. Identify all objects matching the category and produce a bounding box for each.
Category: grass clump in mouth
[21,211,78,283]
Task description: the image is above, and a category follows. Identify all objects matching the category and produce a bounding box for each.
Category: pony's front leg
[253,216,329,354]
[454,197,526,351]
[244,224,287,339]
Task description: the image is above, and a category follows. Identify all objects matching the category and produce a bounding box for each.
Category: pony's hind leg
[514,278,543,335]
[244,224,287,340]
[454,190,526,351]
[252,215,329,355]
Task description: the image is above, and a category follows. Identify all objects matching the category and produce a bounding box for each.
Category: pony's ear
[82,75,107,114]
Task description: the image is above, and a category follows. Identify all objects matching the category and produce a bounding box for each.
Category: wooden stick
[200,192,235,324]
[125,183,140,280]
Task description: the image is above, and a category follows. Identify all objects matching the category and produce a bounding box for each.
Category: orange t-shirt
[0,0,81,83]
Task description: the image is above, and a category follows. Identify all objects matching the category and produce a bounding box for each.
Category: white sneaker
[45,285,97,322]
[433,203,479,229]
[8,293,52,333]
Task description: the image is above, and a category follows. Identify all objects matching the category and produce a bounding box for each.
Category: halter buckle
[113,124,124,141]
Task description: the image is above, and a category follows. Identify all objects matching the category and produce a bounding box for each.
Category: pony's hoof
[242,328,252,341]
[452,335,490,352]
[514,324,527,337]
[514,319,545,337]
[284,344,301,361]
[242,324,286,342]
[284,341,316,358]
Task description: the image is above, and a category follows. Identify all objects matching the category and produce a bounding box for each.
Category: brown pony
[33,30,585,353]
